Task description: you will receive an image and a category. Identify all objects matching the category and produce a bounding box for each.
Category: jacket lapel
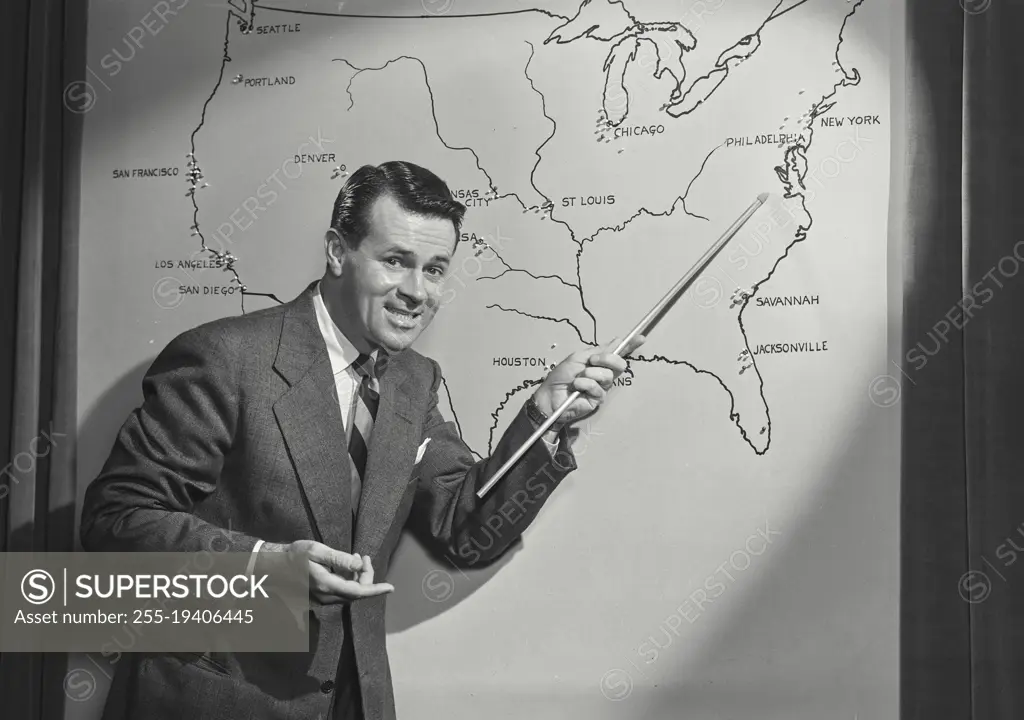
[272,282,353,552]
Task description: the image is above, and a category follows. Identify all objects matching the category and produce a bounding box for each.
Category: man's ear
[324,229,345,277]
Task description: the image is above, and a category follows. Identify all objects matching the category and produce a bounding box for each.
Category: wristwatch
[525,394,565,433]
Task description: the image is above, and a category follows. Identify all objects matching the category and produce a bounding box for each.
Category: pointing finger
[338,580,394,599]
[318,575,394,603]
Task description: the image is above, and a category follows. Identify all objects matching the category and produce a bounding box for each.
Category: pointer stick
[476,193,770,499]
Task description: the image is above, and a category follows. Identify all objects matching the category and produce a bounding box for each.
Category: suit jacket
[80,281,578,720]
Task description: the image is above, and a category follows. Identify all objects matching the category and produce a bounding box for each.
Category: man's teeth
[386,308,420,325]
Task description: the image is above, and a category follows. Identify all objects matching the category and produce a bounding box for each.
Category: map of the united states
[186,0,866,457]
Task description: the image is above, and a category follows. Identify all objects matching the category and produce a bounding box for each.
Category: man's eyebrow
[380,245,451,264]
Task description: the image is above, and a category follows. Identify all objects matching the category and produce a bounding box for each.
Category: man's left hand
[532,334,646,427]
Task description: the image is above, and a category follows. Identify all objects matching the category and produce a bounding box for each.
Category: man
[81,161,643,720]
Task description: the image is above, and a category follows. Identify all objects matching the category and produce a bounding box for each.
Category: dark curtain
[902,0,1024,719]
[960,0,1024,716]
[0,0,86,716]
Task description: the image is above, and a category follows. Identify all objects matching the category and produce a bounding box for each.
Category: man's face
[327,193,455,354]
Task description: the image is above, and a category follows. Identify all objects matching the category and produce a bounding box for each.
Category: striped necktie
[348,352,380,520]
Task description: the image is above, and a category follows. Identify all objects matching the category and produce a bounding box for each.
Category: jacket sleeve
[80,327,260,555]
[407,359,578,567]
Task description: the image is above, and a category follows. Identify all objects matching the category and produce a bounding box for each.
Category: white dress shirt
[246,282,562,571]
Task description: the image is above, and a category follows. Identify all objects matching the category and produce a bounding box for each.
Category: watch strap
[526,394,564,432]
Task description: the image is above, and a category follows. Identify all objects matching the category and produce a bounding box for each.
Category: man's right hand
[260,539,394,603]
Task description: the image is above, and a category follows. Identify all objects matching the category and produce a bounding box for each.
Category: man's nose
[397,269,428,304]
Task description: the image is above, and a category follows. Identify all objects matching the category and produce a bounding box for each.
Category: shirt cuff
[541,432,560,456]
[246,539,265,577]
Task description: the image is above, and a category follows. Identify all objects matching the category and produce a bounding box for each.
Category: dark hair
[329,161,466,248]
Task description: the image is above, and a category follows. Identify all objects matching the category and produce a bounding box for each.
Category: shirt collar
[312,282,388,376]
